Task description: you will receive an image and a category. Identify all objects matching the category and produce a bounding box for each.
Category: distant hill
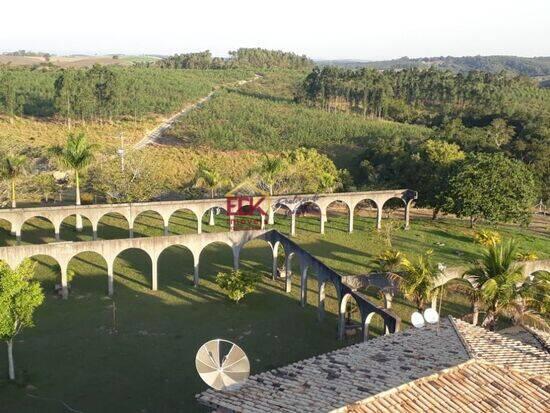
[316,55,550,77]
[0,54,160,68]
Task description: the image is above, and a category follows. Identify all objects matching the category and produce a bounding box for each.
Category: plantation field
[165,71,434,170]
[0,211,548,412]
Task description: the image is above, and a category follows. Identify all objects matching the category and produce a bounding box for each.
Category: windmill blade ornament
[196,339,250,391]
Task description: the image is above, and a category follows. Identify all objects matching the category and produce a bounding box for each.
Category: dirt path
[133,75,260,149]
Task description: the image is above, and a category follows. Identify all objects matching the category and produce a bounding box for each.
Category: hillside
[317,55,550,77]
[0,54,160,68]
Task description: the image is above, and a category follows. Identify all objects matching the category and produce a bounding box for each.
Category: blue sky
[2,0,549,59]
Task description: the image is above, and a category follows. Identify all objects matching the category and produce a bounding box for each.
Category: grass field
[0,210,548,412]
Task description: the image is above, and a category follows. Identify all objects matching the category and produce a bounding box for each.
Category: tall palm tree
[195,164,231,226]
[1,154,27,208]
[50,132,96,230]
[254,154,285,225]
[388,251,442,311]
[465,241,549,331]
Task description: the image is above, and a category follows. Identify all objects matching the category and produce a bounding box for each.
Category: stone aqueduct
[0,189,418,242]
[0,229,399,341]
[1,188,548,342]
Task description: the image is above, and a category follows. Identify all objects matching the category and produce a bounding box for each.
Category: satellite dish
[411,311,425,328]
[195,339,250,391]
[423,308,440,324]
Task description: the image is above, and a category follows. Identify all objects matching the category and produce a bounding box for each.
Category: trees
[388,251,441,311]
[215,270,260,303]
[251,154,286,224]
[0,259,44,381]
[0,154,27,208]
[463,240,548,330]
[194,164,231,225]
[86,152,164,203]
[443,153,537,227]
[413,139,465,219]
[50,132,96,229]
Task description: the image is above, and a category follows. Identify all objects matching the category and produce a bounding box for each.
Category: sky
[2,0,549,60]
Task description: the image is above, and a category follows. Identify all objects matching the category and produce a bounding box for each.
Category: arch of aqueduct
[2,188,546,342]
[0,189,418,242]
[0,228,400,341]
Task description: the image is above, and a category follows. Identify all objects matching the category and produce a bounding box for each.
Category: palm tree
[447,280,483,326]
[253,154,285,225]
[50,132,96,230]
[463,240,545,331]
[1,154,27,208]
[389,251,442,311]
[195,164,231,226]
[372,249,403,276]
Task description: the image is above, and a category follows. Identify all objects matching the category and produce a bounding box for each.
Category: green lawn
[0,210,548,412]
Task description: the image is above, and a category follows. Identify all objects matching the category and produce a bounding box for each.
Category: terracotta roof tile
[197,319,469,412]
[452,319,550,375]
[346,360,550,413]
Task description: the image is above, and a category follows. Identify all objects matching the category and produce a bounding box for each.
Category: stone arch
[295,201,322,235]
[27,253,63,295]
[353,198,380,230]
[0,218,13,246]
[270,202,295,236]
[339,292,364,341]
[60,214,94,241]
[196,241,235,287]
[67,251,109,294]
[364,311,386,340]
[131,210,165,237]
[381,196,413,229]
[325,200,351,233]
[318,279,340,329]
[234,203,265,231]
[157,243,195,289]
[113,247,154,292]
[239,237,273,276]
[97,212,130,240]
[21,216,58,244]
[200,206,230,233]
[168,208,200,235]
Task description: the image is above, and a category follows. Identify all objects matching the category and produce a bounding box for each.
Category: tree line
[0,65,253,119]
[155,48,313,70]
[297,66,549,203]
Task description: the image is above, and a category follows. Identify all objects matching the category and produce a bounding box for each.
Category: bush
[215,270,260,303]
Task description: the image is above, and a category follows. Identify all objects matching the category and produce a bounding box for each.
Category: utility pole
[117,133,125,172]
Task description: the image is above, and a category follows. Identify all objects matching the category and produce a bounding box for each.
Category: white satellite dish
[411,311,425,328]
[195,339,250,391]
[423,308,440,324]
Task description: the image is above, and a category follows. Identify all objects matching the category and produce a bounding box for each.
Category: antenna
[195,339,250,391]
[411,308,440,328]
[411,311,425,328]
[423,308,440,324]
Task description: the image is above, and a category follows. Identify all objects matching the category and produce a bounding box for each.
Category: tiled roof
[196,319,470,412]
[196,318,550,412]
[452,319,550,375]
[497,325,550,353]
[345,360,550,413]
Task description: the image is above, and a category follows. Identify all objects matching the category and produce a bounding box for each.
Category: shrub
[473,229,501,247]
[215,270,260,303]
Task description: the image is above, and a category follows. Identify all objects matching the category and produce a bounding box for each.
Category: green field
[164,71,433,171]
[0,210,548,412]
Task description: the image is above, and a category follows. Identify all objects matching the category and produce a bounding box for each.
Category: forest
[297,66,550,200]
[0,65,253,119]
[318,55,550,77]
[155,48,313,70]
